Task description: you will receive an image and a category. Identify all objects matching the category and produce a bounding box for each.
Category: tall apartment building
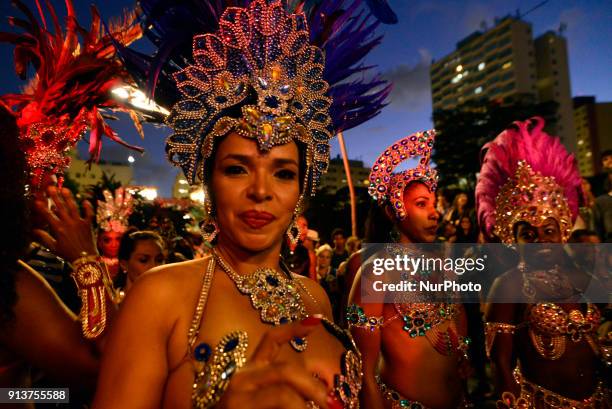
[573,96,612,176]
[320,155,371,193]
[430,16,577,152]
[535,32,576,152]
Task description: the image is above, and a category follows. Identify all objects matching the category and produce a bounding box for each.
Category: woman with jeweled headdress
[93,0,394,407]
[347,131,471,409]
[477,117,609,408]
[96,188,135,280]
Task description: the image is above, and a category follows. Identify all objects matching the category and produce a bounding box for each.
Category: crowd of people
[0,1,610,408]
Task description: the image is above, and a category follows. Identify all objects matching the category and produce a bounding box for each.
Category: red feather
[0,0,144,187]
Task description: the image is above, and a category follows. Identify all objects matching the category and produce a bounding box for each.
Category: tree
[432,95,559,188]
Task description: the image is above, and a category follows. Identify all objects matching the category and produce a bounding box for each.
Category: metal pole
[337,131,357,237]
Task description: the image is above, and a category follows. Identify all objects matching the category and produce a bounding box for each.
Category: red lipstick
[239,210,276,229]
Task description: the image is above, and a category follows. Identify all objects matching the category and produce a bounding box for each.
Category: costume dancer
[96,188,135,279]
[477,117,608,408]
[0,0,144,340]
[94,1,392,407]
[348,131,470,409]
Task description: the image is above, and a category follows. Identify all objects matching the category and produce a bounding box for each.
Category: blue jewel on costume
[194,342,212,362]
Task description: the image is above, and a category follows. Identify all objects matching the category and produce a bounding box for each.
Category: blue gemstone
[279,317,289,324]
[293,337,305,345]
[194,342,212,362]
[266,275,279,286]
[342,382,352,397]
[224,337,239,352]
[264,96,279,109]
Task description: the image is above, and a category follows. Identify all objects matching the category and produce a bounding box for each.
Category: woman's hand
[217,316,341,409]
[32,186,98,262]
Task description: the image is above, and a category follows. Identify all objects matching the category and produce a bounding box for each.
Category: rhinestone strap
[188,256,216,350]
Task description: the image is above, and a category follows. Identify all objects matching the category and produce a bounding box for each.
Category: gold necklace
[212,248,308,352]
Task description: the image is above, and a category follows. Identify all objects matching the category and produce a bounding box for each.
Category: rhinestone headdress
[165,0,334,193]
[492,161,573,244]
[368,130,438,220]
[476,117,581,244]
[96,188,134,233]
[0,0,144,188]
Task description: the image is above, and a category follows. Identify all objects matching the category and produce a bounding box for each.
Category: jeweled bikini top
[527,303,600,341]
[189,256,362,408]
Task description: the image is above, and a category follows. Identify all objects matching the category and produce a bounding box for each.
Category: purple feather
[117,0,394,131]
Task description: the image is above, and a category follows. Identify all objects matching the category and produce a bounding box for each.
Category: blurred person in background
[116,230,166,293]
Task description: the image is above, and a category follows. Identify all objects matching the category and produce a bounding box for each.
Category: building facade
[573,96,612,176]
[430,16,577,152]
[320,155,371,193]
[66,153,133,192]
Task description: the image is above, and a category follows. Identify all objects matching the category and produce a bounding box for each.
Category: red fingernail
[326,395,343,409]
[301,315,322,326]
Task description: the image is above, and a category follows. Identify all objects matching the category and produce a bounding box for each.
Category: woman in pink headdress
[477,117,608,408]
[348,130,470,409]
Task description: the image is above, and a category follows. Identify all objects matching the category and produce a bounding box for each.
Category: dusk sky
[1,0,611,197]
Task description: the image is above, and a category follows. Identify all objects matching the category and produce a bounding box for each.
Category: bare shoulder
[293,274,333,319]
[120,256,212,322]
[137,256,211,293]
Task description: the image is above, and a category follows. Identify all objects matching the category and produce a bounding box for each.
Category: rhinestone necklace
[212,248,308,352]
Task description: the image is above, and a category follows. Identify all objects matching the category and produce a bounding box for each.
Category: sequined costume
[118,0,392,406]
[476,117,608,407]
[187,256,362,409]
[348,130,470,407]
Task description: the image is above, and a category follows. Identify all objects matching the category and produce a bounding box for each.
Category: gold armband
[484,322,517,359]
[71,254,121,339]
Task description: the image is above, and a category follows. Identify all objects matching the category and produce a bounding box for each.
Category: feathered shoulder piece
[0,0,144,187]
[475,117,582,243]
[116,0,393,191]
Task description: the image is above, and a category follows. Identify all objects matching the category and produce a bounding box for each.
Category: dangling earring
[286,218,300,253]
[200,218,219,244]
[201,187,219,244]
[286,195,304,254]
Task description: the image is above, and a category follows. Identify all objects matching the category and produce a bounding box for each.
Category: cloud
[383,48,432,111]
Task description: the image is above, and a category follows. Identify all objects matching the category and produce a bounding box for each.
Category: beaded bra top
[188,256,362,408]
[527,303,600,341]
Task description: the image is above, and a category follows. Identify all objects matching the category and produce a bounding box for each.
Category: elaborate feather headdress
[476,117,582,243]
[0,0,144,188]
[116,0,393,192]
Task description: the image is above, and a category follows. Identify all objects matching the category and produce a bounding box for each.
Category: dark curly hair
[0,104,29,326]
